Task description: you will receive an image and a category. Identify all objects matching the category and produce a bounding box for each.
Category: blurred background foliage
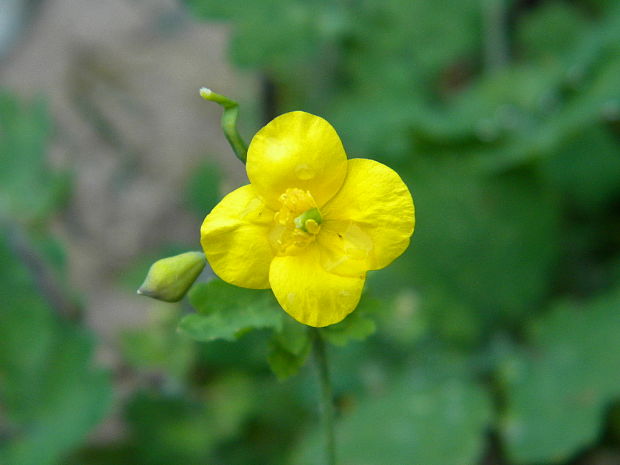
[2,0,620,464]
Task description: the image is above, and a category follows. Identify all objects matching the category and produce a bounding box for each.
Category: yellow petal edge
[269,244,366,327]
[322,158,415,270]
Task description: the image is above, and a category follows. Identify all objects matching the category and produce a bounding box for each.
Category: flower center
[270,188,322,255]
[294,207,322,234]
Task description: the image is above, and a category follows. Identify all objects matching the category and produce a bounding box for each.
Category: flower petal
[322,158,415,270]
[269,244,365,327]
[247,111,348,209]
[201,184,275,289]
[316,220,373,278]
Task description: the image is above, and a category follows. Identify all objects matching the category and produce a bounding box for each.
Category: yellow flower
[200,111,415,327]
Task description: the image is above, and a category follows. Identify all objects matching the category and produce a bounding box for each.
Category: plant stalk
[200,88,248,164]
[313,328,336,465]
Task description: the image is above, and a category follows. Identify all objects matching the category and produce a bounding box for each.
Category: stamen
[269,188,323,255]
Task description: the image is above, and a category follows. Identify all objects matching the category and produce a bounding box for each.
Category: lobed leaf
[178,279,283,342]
[499,288,620,464]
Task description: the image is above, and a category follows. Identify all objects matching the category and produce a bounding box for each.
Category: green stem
[313,328,336,465]
[200,88,248,164]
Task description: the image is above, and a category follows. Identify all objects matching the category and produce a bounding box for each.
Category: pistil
[294,208,322,234]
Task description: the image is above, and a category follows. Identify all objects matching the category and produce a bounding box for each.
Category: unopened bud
[137,251,206,302]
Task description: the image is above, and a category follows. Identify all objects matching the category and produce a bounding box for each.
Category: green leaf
[268,341,311,381]
[320,307,376,347]
[499,288,620,464]
[401,159,560,336]
[184,0,332,73]
[273,314,310,355]
[0,233,111,465]
[344,0,480,84]
[517,2,590,63]
[295,365,492,465]
[178,279,283,342]
[267,316,311,380]
[541,125,620,210]
[0,93,70,224]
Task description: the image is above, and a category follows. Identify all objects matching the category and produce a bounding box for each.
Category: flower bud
[137,251,206,302]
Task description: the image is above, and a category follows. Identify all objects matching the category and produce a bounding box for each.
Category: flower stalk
[313,328,336,465]
[200,87,248,164]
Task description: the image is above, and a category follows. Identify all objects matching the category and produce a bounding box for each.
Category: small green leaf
[268,316,311,380]
[273,315,310,355]
[178,279,283,342]
[321,310,376,347]
[268,340,311,381]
